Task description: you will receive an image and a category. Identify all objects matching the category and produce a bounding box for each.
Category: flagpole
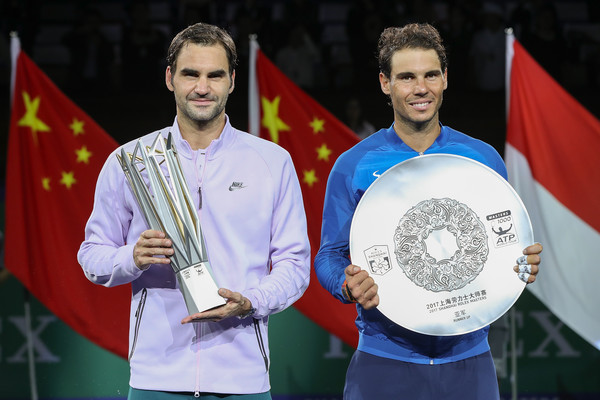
[505,28,515,122]
[505,28,518,400]
[10,31,20,105]
[24,290,39,400]
[248,34,259,136]
[10,31,39,400]
[510,307,517,400]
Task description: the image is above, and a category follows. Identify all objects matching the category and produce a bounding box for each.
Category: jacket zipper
[197,150,207,210]
[128,288,147,361]
[194,150,208,396]
[253,319,269,372]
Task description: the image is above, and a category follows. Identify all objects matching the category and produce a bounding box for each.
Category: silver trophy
[117,132,225,315]
[350,154,533,336]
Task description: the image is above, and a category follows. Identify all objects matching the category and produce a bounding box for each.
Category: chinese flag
[249,40,360,347]
[5,37,129,358]
[505,34,600,349]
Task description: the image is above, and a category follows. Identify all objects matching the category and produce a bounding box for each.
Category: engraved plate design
[394,198,489,292]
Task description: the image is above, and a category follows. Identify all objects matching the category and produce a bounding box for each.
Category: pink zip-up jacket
[78,116,310,394]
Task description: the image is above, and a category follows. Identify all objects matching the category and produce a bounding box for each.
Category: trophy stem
[174,262,224,315]
[119,132,226,316]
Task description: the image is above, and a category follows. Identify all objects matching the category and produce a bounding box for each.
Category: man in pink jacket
[78,22,310,399]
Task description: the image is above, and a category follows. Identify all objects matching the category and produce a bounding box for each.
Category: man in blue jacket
[314,23,542,400]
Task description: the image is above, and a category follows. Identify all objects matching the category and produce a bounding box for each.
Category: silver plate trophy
[349,154,533,336]
[117,132,225,315]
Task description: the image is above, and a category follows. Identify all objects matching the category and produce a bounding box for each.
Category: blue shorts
[344,350,499,400]
[128,387,272,400]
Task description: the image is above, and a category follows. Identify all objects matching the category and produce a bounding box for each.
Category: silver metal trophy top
[117,132,225,315]
[349,154,533,336]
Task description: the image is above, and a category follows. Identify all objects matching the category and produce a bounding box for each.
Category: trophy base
[175,262,226,315]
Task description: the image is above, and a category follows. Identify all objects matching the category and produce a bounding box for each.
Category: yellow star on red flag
[60,171,77,188]
[303,169,318,187]
[309,117,325,134]
[76,146,93,164]
[261,96,290,144]
[70,118,85,136]
[18,91,50,143]
[42,177,51,191]
[316,143,332,162]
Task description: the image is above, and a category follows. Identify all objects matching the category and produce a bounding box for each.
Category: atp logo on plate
[487,210,519,248]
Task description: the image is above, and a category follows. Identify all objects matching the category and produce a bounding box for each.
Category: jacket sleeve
[314,156,358,304]
[242,155,311,317]
[77,152,144,287]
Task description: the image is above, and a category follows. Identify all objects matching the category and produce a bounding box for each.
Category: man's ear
[443,68,448,90]
[379,72,390,95]
[229,70,236,94]
[165,66,174,92]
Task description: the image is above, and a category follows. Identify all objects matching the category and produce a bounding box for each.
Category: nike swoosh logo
[229,182,246,191]
[373,171,381,178]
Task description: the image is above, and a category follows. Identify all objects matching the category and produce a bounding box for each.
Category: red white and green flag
[505,32,600,349]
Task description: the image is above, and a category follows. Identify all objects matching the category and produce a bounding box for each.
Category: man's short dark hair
[378,23,447,79]
[166,22,237,75]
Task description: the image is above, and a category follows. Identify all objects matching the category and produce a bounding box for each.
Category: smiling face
[165,43,235,132]
[379,48,447,134]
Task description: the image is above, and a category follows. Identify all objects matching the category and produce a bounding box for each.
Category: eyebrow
[179,68,228,77]
[396,72,415,79]
[396,70,442,78]
[208,69,228,77]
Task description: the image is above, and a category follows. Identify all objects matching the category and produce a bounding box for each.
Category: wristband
[342,279,358,303]
[237,306,256,319]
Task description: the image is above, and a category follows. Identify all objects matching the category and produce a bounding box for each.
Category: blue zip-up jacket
[314,123,507,365]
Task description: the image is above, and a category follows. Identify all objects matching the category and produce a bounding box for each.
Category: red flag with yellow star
[5,37,129,358]
[249,39,360,347]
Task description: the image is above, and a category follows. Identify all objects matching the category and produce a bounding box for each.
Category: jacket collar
[384,122,449,152]
[170,114,235,160]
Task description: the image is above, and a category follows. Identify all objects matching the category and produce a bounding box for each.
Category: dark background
[1,2,599,398]
[1,0,599,216]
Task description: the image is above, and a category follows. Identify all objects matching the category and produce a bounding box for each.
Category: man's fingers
[181,314,209,324]
[514,244,541,285]
[357,278,376,297]
[347,274,379,307]
[514,263,538,284]
[139,237,173,249]
[134,245,173,257]
[517,264,531,274]
[141,229,165,239]
[518,272,531,283]
[345,272,366,296]
[523,242,543,255]
[133,246,172,262]
[516,254,541,266]
[138,230,172,248]
[133,231,174,269]
[359,282,378,303]
[344,264,362,278]
[181,304,228,324]
[517,272,537,284]
[218,288,239,301]
[362,294,380,310]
